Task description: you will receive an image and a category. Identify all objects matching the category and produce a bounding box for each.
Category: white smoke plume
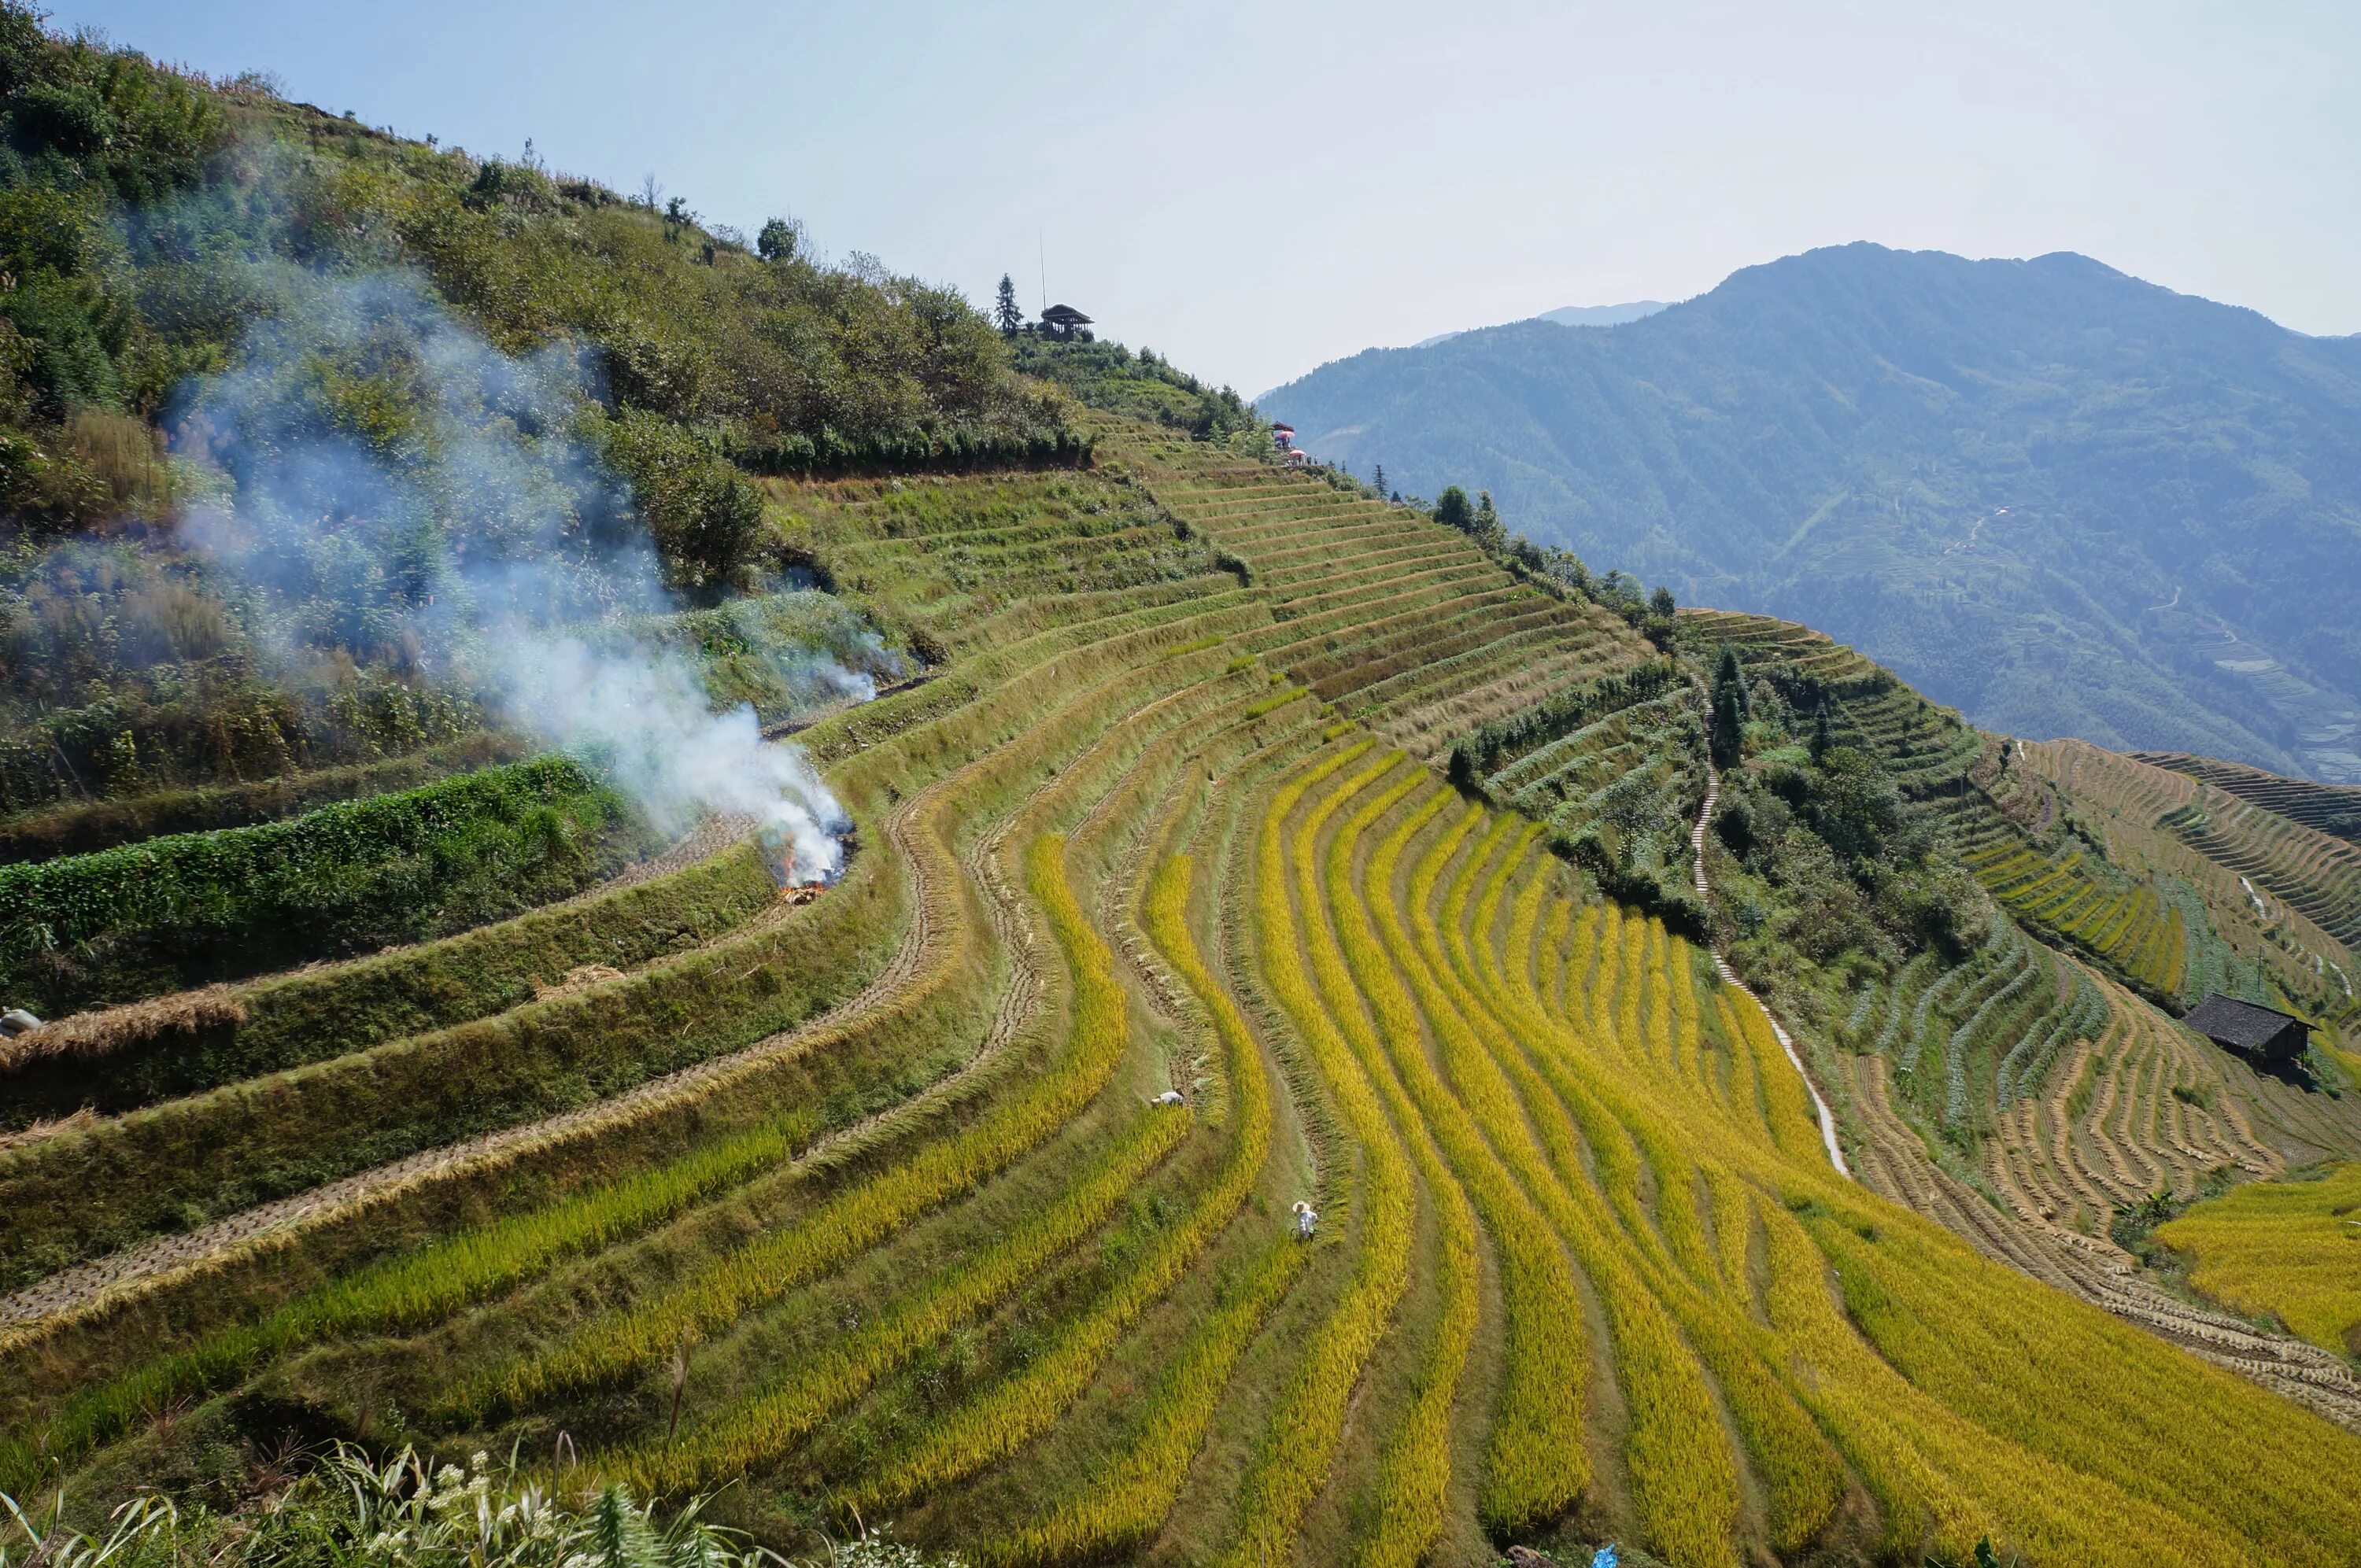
[500,636,844,879]
[170,267,855,880]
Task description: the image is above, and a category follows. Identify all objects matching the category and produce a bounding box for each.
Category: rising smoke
[172,267,853,880]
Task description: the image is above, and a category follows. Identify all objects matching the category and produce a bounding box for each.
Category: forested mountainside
[1261,243,2361,784]
[10,13,2361,1568]
[0,5,1077,836]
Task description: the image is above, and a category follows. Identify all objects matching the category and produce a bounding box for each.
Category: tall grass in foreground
[0,1442,933,1568]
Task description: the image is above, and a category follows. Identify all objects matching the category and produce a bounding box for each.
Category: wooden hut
[2183,993,2311,1063]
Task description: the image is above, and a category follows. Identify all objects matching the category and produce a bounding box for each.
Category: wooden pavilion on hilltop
[1040,303,1093,341]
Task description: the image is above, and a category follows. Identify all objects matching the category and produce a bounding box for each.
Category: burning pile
[759,821,851,902]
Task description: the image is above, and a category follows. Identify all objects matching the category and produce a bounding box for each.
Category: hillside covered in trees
[1262,243,2361,784]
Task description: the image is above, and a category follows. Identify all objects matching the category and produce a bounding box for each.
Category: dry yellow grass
[0,984,246,1072]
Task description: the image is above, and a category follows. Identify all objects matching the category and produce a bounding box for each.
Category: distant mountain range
[1261,244,2361,781]
[1410,299,1668,349]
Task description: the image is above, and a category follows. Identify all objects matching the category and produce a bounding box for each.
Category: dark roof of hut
[2184,993,2307,1050]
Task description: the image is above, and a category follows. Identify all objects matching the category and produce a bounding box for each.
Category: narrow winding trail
[1689,752,1851,1177]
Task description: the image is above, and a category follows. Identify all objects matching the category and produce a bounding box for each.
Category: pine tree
[994,275,1022,338]
[1710,647,1750,766]
[1434,485,1474,533]
[1810,697,1833,762]
[1472,489,1506,550]
[1373,463,1386,496]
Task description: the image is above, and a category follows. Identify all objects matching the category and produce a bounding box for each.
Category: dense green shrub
[0,754,648,1012]
[0,834,778,1123]
[725,419,1091,478]
[0,666,486,815]
[1714,745,1986,970]
[1011,338,1254,440]
[0,733,527,863]
[0,6,225,529]
[1447,658,1677,786]
[600,409,766,589]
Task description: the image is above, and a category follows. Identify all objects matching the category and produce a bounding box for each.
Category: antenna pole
[1038,231,1046,314]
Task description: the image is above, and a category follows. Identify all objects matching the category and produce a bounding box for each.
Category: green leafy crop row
[0,754,647,1013]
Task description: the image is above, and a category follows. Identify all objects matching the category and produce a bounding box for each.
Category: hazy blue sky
[56,0,2360,396]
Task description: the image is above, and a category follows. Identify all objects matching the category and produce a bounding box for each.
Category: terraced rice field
[2139,752,2361,847]
[1828,992,2361,1428]
[1682,607,2361,1424]
[1120,436,1651,760]
[2024,740,2359,1012]
[1680,610,2218,1002]
[1955,838,2188,998]
[2156,1163,2361,1356]
[10,435,2361,1566]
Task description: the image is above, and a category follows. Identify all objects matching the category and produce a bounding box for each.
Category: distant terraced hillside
[2138,751,2361,846]
[2030,742,2361,1003]
[1680,610,2360,1021]
[1678,606,2361,1422]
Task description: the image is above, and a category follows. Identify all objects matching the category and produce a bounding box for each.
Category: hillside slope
[1262,243,2361,782]
[14,418,2361,1568]
[1407,301,1668,351]
[13,17,2361,1568]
